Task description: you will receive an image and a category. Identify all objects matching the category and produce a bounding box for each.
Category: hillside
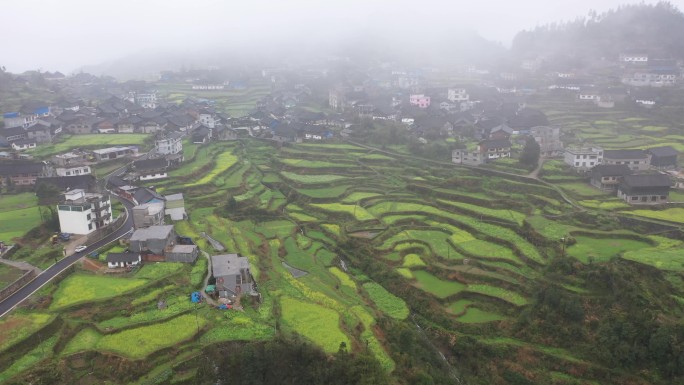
[511,2,684,61]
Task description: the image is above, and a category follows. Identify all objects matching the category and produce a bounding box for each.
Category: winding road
[0,187,136,319]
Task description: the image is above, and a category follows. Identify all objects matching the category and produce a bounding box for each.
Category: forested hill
[511,2,684,60]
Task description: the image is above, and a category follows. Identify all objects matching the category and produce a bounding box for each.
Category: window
[661,195,667,200]
[651,196,657,201]
[632,196,638,201]
[575,162,579,166]
[88,224,93,230]
[87,214,91,220]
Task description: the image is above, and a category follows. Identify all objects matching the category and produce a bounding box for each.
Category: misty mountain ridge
[80,26,505,79]
[512,2,684,61]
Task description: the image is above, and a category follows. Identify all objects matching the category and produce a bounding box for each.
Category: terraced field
[4,137,684,385]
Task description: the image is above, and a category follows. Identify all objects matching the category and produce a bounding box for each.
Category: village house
[647,146,679,170]
[132,202,165,229]
[154,132,183,155]
[617,174,671,204]
[211,254,255,298]
[589,164,632,191]
[36,175,97,192]
[57,189,112,235]
[55,164,91,177]
[452,139,512,166]
[529,126,563,157]
[409,94,431,108]
[603,149,651,171]
[215,126,238,141]
[11,138,38,151]
[2,101,51,129]
[0,126,28,146]
[132,158,170,181]
[129,225,176,256]
[92,146,138,162]
[0,162,53,187]
[164,193,186,221]
[106,252,142,269]
[192,125,213,144]
[564,146,604,171]
[447,88,469,102]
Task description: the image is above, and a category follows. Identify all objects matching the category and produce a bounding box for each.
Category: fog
[1,0,680,74]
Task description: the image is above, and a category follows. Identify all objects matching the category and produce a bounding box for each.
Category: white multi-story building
[447,88,469,102]
[155,132,183,155]
[57,189,112,235]
[619,53,648,63]
[564,146,604,170]
[134,92,157,109]
[409,94,431,108]
[199,112,218,128]
[55,165,91,177]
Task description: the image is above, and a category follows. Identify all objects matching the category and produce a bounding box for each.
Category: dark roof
[621,174,671,188]
[133,158,169,171]
[37,175,97,191]
[0,162,45,176]
[647,146,678,157]
[479,139,512,149]
[590,164,632,178]
[604,149,648,159]
[1,126,27,138]
[12,138,37,145]
[106,252,140,263]
[134,187,165,204]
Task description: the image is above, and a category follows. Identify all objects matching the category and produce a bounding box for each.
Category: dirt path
[527,157,546,179]
[0,257,41,274]
[199,251,218,306]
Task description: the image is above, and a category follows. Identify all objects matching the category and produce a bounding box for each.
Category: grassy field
[362,282,409,320]
[280,296,350,353]
[412,270,465,298]
[627,207,684,224]
[0,264,25,288]
[28,134,150,157]
[0,193,42,242]
[567,235,652,263]
[456,307,506,323]
[0,313,54,353]
[50,274,149,310]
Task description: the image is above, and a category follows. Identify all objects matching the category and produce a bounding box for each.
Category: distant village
[0,50,682,220]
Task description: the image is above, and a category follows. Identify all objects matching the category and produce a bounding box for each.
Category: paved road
[0,195,135,318]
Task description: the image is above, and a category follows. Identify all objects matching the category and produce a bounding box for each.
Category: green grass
[447,299,473,315]
[0,193,37,211]
[280,296,350,353]
[622,236,684,271]
[363,282,409,320]
[50,273,149,310]
[254,220,296,238]
[402,254,426,267]
[627,208,684,224]
[458,239,519,262]
[61,328,102,356]
[97,295,197,330]
[0,313,54,353]
[329,267,357,289]
[0,335,58,382]
[412,270,465,298]
[567,235,651,263]
[466,284,528,306]
[558,183,608,197]
[342,192,382,203]
[185,151,238,187]
[280,171,348,184]
[280,158,356,168]
[396,268,414,279]
[28,134,150,157]
[190,258,208,288]
[200,312,274,343]
[578,199,630,210]
[0,205,42,242]
[96,314,206,359]
[438,200,526,225]
[134,262,185,280]
[310,203,375,221]
[0,264,25,288]
[297,185,350,198]
[456,307,505,323]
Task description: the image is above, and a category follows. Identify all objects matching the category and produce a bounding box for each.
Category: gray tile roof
[211,254,250,277]
[130,225,174,241]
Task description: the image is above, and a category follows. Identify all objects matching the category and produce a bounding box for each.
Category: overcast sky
[2,0,682,73]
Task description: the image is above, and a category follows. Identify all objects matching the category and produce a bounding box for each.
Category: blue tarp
[190,291,201,303]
